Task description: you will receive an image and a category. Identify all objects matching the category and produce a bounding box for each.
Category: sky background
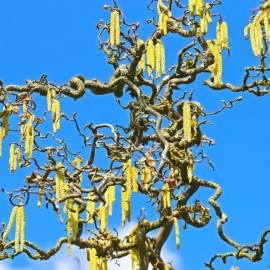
[0,0,270,270]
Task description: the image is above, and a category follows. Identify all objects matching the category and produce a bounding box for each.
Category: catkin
[155,41,161,79]
[98,204,108,232]
[195,0,204,17]
[162,182,170,209]
[183,102,192,142]
[131,167,138,193]
[14,206,25,252]
[188,0,196,14]
[90,248,97,270]
[249,22,263,57]
[137,40,146,72]
[110,10,120,46]
[3,206,18,241]
[47,87,52,111]
[205,3,212,23]
[187,164,193,183]
[37,188,43,207]
[200,12,208,35]
[216,21,229,49]
[67,202,79,255]
[2,112,9,138]
[208,40,223,86]
[25,118,34,158]
[121,180,131,227]
[141,154,155,189]
[131,248,140,270]
[173,217,180,249]
[52,99,61,133]
[264,10,270,41]
[146,39,155,76]
[9,143,17,172]
[106,185,116,216]
[55,163,66,201]
[19,206,25,252]
[87,192,95,224]
[155,39,166,78]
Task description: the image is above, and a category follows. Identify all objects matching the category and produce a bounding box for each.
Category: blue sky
[0,0,270,270]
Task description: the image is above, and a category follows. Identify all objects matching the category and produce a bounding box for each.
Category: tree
[0,0,270,269]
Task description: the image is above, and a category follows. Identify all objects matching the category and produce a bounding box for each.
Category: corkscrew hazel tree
[0,0,270,269]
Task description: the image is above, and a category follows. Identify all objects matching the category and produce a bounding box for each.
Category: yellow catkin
[141,154,156,189]
[131,248,140,270]
[173,217,180,249]
[195,0,204,17]
[90,248,98,270]
[250,22,262,57]
[52,99,61,133]
[216,21,222,48]
[110,10,120,46]
[122,159,133,226]
[205,3,212,23]
[183,102,192,142]
[122,178,132,227]
[208,40,223,86]
[9,143,16,172]
[110,11,116,46]
[15,207,22,252]
[200,12,208,35]
[264,10,270,41]
[188,0,196,15]
[67,202,79,255]
[37,188,43,207]
[137,39,146,72]
[157,0,171,35]
[98,204,108,232]
[55,163,66,201]
[244,23,250,37]
[146,39,155,76]
[0,127,3,157]
[162,182,170,209]
[131,167,138,193]
[155,41,161,79]
[47,87,52,112]
[220,22,229,49]
[19,206,25,252]
[187,164,193,183]
[101,257,108,270]
[114,10,120,46]
[217,21,229,49]
[2,113,9,138]
[3,206,18,241]
[154,39,166,78]
[106,185,116,216]
[22,101,27,113]
[87,193,95,224]
[25,119,34,158]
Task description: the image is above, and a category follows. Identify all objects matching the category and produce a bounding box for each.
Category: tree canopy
[0,0,270,270]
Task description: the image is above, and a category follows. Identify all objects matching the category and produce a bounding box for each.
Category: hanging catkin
[9,143,17,172]
[137,39,146,72]
[162,182,171,209]
[110,10,120,46]
[146,39,155,76]
[183,102,192,142]
[122,159,132,227]
[87,192,95,224]
[173,217,180,249]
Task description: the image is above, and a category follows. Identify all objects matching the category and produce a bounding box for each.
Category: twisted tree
[0,0,270,269]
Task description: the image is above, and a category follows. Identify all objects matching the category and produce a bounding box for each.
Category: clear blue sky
[0,0,269,270]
